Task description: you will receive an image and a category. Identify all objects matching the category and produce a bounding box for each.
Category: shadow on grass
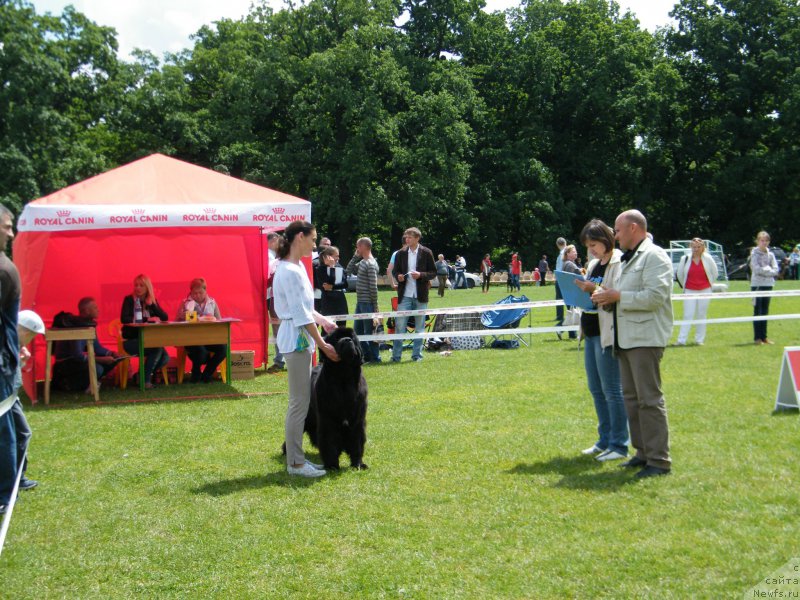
[193,472,328,495]
[772,407,800,416]
[23,382,266,411]
[194,452,356,495]
[509,455,634,492]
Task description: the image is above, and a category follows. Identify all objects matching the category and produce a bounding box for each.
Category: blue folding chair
[481,294,531,347]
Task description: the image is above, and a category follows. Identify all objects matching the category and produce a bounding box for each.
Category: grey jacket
[616,238,674,349]
[749,248,779,288]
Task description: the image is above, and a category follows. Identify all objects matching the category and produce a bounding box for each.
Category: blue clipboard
[554,270,596,311]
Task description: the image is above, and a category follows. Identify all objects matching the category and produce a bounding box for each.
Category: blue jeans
[392,297,427,361]
[123,339,169,382]
[354,302,381,363]
[584,335,628,455]
[510,274,520,291]
[11,399,30,479]
[0,411,17,505]
[455,271,466,289]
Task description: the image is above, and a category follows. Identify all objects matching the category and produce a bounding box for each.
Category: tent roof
[31,153,307,206]
[18,154,310,232]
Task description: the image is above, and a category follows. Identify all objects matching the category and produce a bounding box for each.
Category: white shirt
[404,247,419,298]
[273,261,316,354]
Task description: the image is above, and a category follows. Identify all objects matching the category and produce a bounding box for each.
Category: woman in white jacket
[675,238,719,346]
[749,231,780,345]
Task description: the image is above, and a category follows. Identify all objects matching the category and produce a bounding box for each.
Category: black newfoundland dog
[303,327,369,470]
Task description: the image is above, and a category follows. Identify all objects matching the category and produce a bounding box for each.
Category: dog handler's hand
[321,318,337,333]
[320,342,340,362]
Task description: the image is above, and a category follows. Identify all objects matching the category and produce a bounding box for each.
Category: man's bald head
[615,209,649,251]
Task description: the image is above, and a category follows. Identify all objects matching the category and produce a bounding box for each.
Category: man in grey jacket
[593,210,673,478]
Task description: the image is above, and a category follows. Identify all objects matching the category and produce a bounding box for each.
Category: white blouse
[273,260,316,354]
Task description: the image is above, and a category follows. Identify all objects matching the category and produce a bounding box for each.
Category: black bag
[52,357,90,391]
[52,311,94,329]
[490,339,520,349]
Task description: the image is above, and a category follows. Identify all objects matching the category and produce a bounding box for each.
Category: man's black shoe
[620,456,648,468]
[635,466,671,479]
[19,478,38,490]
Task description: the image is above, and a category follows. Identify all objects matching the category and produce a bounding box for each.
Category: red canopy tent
[13,153,311,401]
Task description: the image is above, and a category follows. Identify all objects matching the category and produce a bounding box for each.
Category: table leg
[139,335,145,391]
[226,323,232,383]
[44,340,53,406]
[87,343,99,402]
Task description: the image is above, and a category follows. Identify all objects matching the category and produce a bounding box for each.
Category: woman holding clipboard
[572,220,629,462]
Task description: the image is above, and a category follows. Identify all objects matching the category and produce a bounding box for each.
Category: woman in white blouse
[273,221,339,477]
[675,238,718,346]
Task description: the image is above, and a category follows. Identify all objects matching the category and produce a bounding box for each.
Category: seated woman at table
[120,274,169,389]
[176,277,227,383]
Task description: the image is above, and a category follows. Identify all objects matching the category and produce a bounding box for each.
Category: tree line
[1,0,798,269]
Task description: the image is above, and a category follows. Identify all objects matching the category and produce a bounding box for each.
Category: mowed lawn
[3,281,799,597]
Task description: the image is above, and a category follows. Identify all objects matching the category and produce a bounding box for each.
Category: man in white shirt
[391,228,437,362]
[454,255,467,289]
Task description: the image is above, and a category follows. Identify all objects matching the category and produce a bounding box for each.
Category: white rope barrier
[0,448,27,558]
[266,289,800,343]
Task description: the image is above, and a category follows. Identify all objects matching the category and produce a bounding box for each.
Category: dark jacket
[0,253,20,399]
[392,245,437,303]
[314,262,349,318]
[120,295,169,340]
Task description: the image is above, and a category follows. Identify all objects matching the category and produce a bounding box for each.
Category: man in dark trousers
[0,206,22,514]
[391,227,437,363]
[593,209,673,479]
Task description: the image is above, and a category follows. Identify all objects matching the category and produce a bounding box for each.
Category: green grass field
[3,281,799,598]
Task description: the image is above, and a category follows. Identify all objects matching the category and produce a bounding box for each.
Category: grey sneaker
[287,463,326,478]
[305,459,324,470]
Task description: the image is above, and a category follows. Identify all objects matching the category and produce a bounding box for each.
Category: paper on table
[554,270,596,311]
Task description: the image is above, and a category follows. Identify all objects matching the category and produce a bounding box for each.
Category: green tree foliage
[0,0,121,211]
[657,0,800,249]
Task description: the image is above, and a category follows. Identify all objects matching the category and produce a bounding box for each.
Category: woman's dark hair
[580,219,615,252]
[276,221,315,259]
[319,245,339,259]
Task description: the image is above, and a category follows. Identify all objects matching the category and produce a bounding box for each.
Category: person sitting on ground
[176,278,227,383]
[120,274,169,389]
[54,297,123,392]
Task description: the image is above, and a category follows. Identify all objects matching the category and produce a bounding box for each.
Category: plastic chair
[481,294,531,347]
[175,347,227,384]
[108,319,169,389]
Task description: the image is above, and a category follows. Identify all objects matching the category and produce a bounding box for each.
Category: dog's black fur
[303,327,368,470]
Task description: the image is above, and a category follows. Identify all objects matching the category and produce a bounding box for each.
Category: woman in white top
[675,238,719,346]
[273,221,339,477]
[749,230,780,345]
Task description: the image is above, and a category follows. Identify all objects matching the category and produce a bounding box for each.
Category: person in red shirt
[675,238,719,345]
[510,253,522,292]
